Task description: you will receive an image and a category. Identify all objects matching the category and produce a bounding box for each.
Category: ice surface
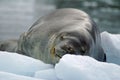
[0,51,53,77]
[34,69,58,80]
[0,31,120,80]
[55,54,120,80]
[101,31,120,65]
[0,71,43,80]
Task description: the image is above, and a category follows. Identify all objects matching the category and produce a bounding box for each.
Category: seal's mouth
[55,53,62,58]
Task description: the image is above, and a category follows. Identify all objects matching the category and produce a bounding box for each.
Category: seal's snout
[54,47,64,58]
[54,44,76,59]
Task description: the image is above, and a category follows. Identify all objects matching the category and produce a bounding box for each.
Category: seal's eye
[67,46,74,52]
[61,45,74,54]
[60,36,64,40]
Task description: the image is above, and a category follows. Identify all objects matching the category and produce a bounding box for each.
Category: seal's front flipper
[0,39,18,52]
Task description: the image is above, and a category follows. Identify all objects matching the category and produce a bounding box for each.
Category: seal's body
[16,8,106,64]
[0,8,106,64]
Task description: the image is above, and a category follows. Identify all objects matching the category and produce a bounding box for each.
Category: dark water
[0,0,120,40]
[56,0,120,33]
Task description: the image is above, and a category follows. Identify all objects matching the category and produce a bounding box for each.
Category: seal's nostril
[60,36,64,40]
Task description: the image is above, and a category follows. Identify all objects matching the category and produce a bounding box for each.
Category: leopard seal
[0,8,106,64]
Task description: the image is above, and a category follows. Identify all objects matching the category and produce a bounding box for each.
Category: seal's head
[49,29,93,64]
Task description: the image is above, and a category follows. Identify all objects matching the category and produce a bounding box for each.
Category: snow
[0,31,120,80]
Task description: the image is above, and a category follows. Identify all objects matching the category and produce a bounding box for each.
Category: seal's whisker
[55,54,62,58]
